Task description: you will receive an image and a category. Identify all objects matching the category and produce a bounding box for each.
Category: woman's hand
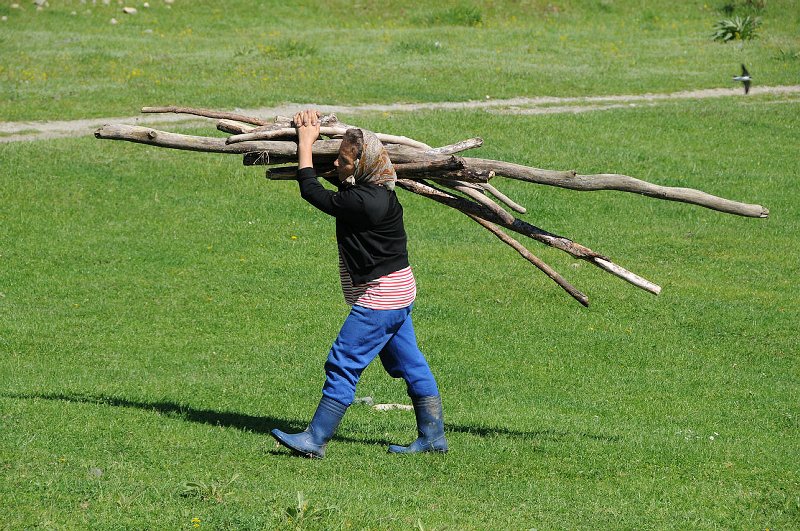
[294,109,320,170]
[294,109,320,145]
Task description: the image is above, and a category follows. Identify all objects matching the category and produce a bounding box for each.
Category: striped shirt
[339,254,416,310]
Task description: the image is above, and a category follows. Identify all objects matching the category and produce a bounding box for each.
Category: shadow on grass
[4,392,619,447]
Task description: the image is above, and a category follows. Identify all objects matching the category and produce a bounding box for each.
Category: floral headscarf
[344,129,397,191]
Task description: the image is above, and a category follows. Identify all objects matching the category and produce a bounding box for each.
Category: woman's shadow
[4,392,619,452]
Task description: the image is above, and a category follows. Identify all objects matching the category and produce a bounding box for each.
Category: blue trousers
[322,304,439,406]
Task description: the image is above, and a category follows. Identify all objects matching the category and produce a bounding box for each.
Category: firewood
[265,158,492,184]
[216,119,256,135]
[466,214,589,306]
[227,127,347,143]
[96,124,441,164]
[464,158,769,218]
[479,182,527,214]
[226,127,433,151]
[141,106,270,126]
[94,105,769,305]
[439,180,517,225]
[426,137,483,155]
[395,179,661,295]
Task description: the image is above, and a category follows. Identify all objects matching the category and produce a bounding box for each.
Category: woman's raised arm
[294,109,320,170]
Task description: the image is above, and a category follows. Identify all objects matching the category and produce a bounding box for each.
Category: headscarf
[344,129,397,191]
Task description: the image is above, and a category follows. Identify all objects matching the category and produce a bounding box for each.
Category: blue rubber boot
[271,396,348,459]
[388,395,448,454]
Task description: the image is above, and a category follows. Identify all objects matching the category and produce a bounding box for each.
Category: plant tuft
[179,475,239,503]
[712,15,761,41]
[393,39,445,55]
[415,5,483,27]
[258,40,318,59]
[282,491,335,527]
[774,48,800,62]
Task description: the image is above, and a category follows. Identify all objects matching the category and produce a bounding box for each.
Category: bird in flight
[733,64,751,95]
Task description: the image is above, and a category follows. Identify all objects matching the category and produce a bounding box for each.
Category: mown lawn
[1,94,798,528]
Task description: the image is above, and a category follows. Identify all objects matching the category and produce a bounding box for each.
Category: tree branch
[396,179,662,295]
[466,214,589,306]
[141,106,269,126]
[426,137,483,155]
[463,158,769,218]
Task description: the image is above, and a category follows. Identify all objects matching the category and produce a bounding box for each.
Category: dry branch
[480,182,527,214]
[397,166,494,183]
[95,123,339,161]
[217,119,256,135]
[464,158,769,218]
[395,179,661,295]
[226,127,433,150]
[426,137,483,155]
[440,181,517,225]
[129,106,767,217]
[265,158,493,183]
[466,214,589,306]
[141,106,270,126]
[227,127,346,143]
[96,124,445,165]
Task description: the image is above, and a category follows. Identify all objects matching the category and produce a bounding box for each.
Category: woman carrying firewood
[270,109,448,458]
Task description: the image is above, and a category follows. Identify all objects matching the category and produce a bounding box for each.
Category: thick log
[247,113,433,149]
[463,158,769,218]
[94,123,340,162]
[141,106,269,126]
[467,214,589,306]
[96,124,767,218]
[95,124,446,166]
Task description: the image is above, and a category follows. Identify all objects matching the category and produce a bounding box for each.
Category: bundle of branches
[95,106,769,307]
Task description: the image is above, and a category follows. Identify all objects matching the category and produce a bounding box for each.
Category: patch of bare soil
[2,85,798,143]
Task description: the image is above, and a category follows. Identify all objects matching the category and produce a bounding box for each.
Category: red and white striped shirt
[338,254,416,310]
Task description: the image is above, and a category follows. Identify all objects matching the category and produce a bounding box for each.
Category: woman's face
[334,140,359,183]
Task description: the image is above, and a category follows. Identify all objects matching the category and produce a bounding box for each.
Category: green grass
[1,1,799,528]
[1,95,798,528]
[1,0,799,120]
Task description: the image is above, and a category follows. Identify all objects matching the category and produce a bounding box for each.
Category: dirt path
[2,85,798,143]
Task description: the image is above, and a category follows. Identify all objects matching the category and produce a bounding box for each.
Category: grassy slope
[1,1,799,120]
[1,96,798,528]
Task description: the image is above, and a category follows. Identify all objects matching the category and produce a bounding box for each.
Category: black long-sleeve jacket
[297,167,409,285]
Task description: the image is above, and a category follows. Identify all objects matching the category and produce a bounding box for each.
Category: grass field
[1,0,799,120]
[2,1,799,530]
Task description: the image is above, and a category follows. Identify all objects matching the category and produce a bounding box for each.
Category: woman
[270,109,447,458]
